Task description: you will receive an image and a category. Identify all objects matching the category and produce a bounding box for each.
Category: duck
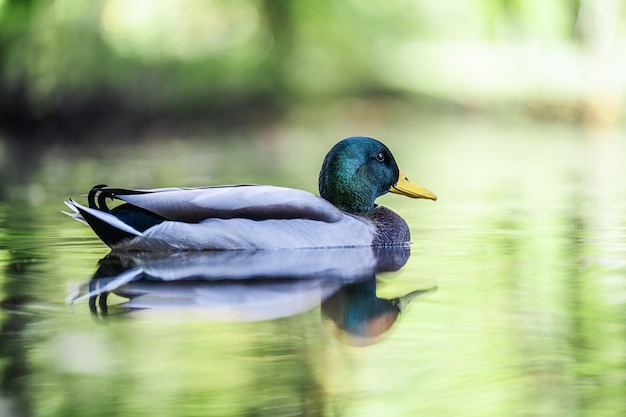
[64,136,437,250]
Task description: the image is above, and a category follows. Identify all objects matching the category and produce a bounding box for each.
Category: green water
[1,114,626,417]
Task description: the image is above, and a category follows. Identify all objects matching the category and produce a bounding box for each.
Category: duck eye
[375,152,385,162]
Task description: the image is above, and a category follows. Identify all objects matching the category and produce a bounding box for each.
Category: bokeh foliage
[0,0,623,135]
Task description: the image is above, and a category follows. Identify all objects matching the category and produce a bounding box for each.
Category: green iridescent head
[319,137,436,213]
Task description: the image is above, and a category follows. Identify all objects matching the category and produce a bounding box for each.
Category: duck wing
[95,184,343,223]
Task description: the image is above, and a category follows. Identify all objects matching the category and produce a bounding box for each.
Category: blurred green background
[0,0,623,140]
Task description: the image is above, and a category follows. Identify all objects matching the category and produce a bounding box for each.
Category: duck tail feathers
[62,200,89,225]
[64,199,142,247]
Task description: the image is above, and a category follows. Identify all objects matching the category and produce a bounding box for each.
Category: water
[1,113,626,417]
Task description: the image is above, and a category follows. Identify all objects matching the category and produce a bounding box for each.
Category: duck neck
[319,173,376,213]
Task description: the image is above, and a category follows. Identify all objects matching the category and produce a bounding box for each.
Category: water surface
[1,115,626,417]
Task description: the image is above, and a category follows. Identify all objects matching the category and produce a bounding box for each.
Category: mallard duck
[64,136,436,250]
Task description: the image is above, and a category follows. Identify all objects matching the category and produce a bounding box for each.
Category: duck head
[319,137,437,213]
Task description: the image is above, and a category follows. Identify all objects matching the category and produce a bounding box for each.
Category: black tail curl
[88,184,109,211]
[87,185,147,212]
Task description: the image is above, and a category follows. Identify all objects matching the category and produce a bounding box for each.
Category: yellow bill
[390,170,437,200]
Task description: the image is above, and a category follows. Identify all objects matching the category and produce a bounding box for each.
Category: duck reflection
[322,280,434,346]
[72,246,435,343]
